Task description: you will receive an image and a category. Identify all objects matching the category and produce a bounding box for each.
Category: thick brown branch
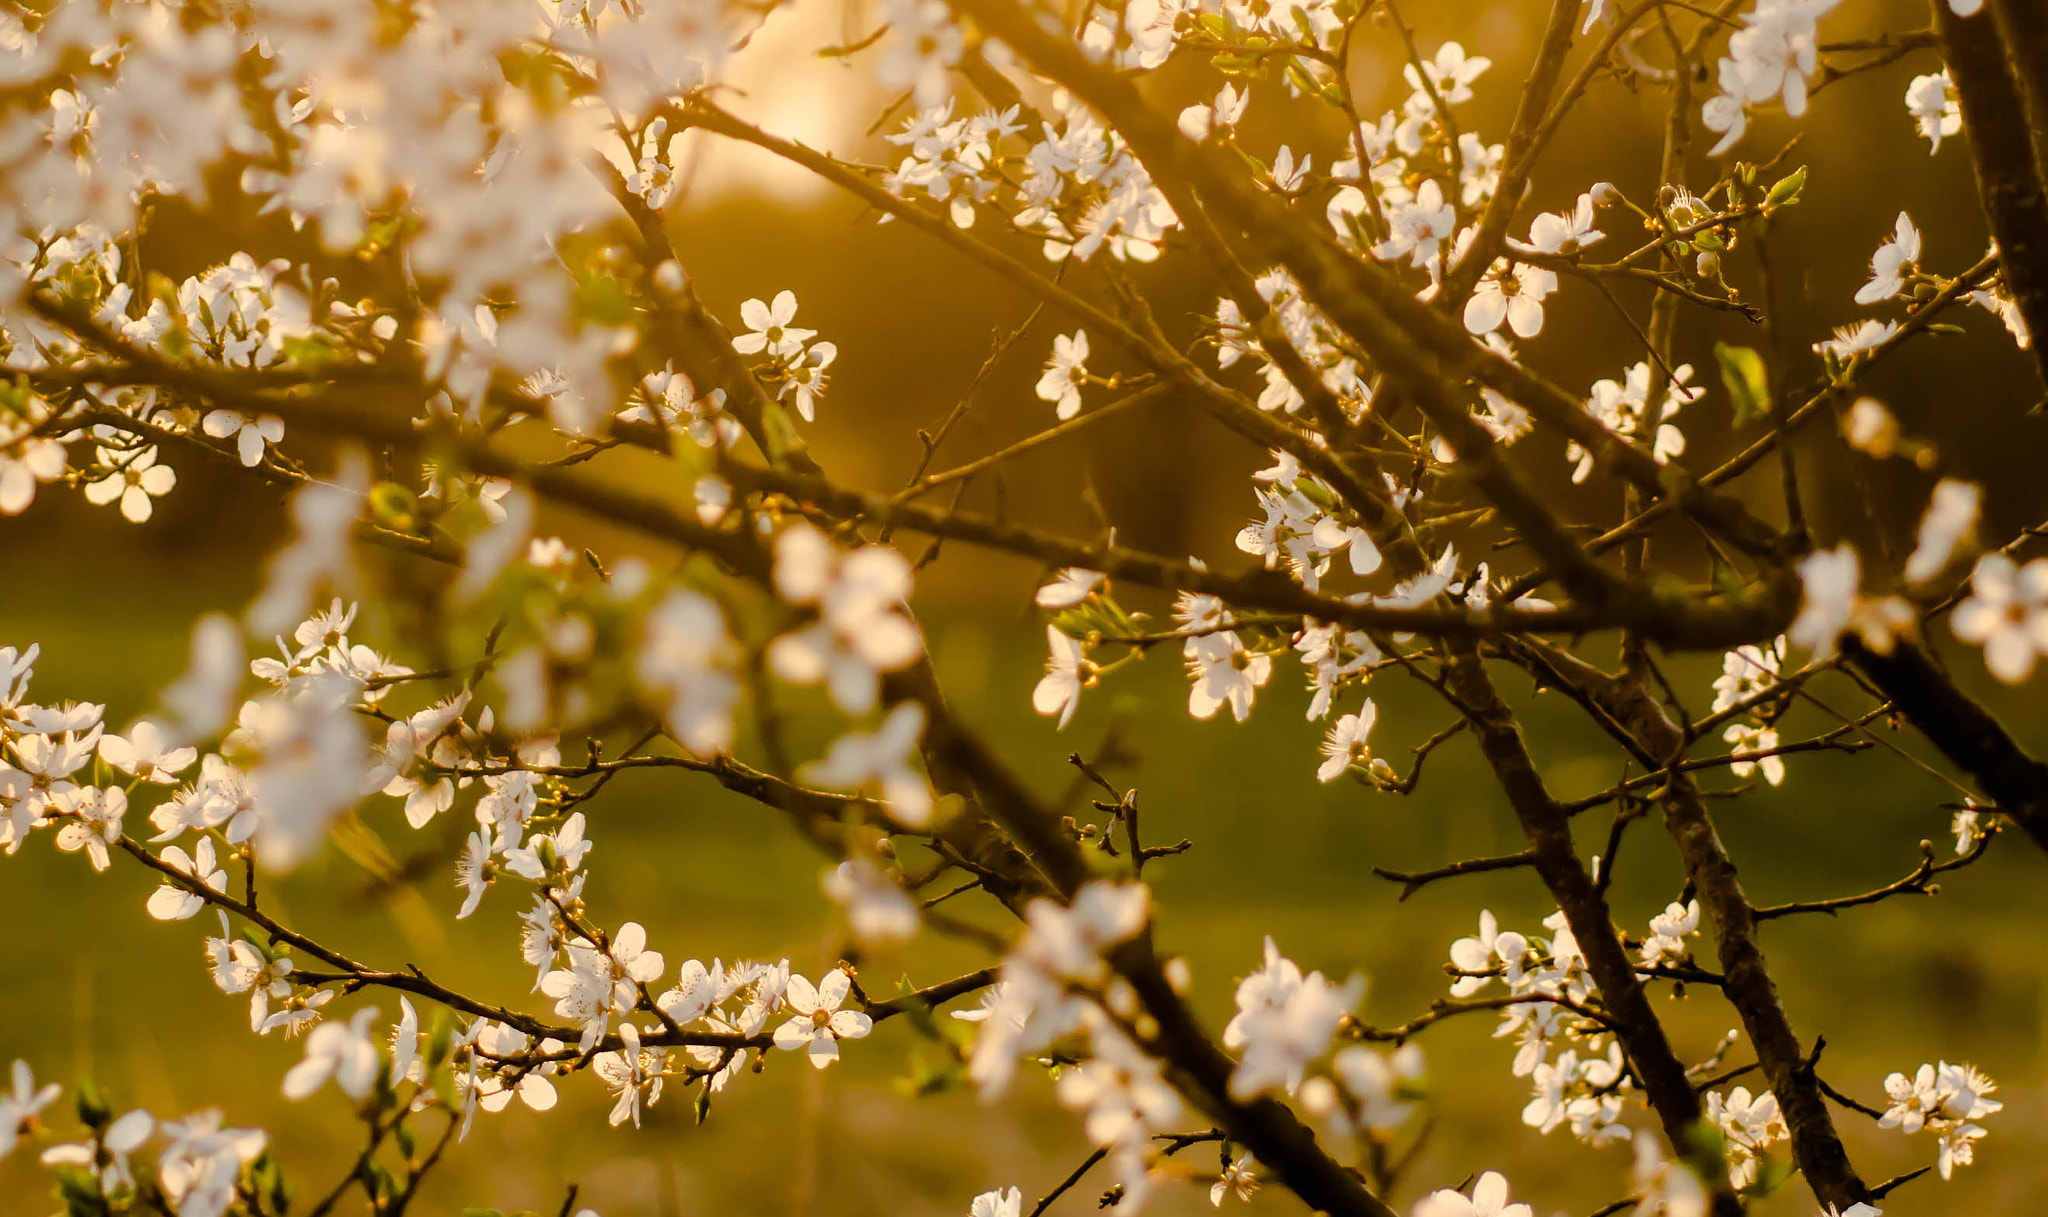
[1437,646,1739,1216]
[1516,642,1868,1210]
[1842,637,2048,853]
[1937,0,2048,389]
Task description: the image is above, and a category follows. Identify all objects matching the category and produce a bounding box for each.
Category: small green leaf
[1710,557,1746,598]
[572,273,638,328]
[1715,342,1770,427]
[425,1010,455,1070]
[74,1077,110,1130]
[1764,165,1807,209]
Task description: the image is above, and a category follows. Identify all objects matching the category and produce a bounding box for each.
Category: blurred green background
[7,0,2048,1213]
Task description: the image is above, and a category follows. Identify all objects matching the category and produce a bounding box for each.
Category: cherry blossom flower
[82,444,176,523]
[592,1022,663,1126]
[502,812,592,882]
[1518,194,1605,256]
[1177,83,1248,142]
[1301,1042,1426,1140]
[1702,0,1842,156]
[1952,553,2048,682]
[1880,1056,2002,1177]
[1904,479,1980,583]
[147,837,226,920]
[1052,1021,1183,1205]
[1036,330,1091,420]
[1316,703,1377,783]
[1790,544,1913,658]
[100,719,197,783]
[542,924,665,1052]
[0,1060,60,1160]
[1816,319,1900,362]
[782,340,836,422]
[1269,145,1310,194]
[768,525,925,715]
[0,4,2039,1213]
[455,829,492,918]
[1640,900,1700,964]
[155,1109,266,1217]
[1035,567,1104,608]
[1373,179,1457,271]
[201,410,285,467]
[803,702,933,826]
[1227,961,1364,1099]
[282,1006,382,1100]
[1854,212,1921,305]
[1711,637,1784,713]
[1449,910,1530,998]
[1844,397,1900,457]
[875,0,962,108]
[1412,1171,1532,1217]
[1211,1154,1258,1205]
[772,969,872,1068]
[1464,259,1558,338]
[1224,937,1303,1050]
[466,1021,561,1117]
[1707,1085,1788,1187]
[1404,41,1492,107]
[1567,360,1697,481]
[655,957,727,1025]
[1724,721,1786,786]
[54,785,127,871]
[1629,1131,1709,1217]
[1032,626,1093,729]
[732,290,814,359]
[0,434,65,515]
[1906,70,1960,152]
[822,856,919,944]
[1185,632,1272,722]
[38,1108,153,1192]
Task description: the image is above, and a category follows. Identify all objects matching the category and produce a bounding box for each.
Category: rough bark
[1938,1,2048,390]
[1517,642,1869,1210]
[1442,648,1744,1217]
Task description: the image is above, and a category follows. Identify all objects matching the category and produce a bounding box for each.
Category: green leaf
[892,1046,966,1098]
[74,1077,110,1130]
[280,334,343,369]
[1764,165,1807,209]
[255,1152,293,1215]
[425,1009,455,1070]
[1714,342,1770,427]
[757,398,808,466]
[1710,557,1746,599]
[572,273,639,328]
